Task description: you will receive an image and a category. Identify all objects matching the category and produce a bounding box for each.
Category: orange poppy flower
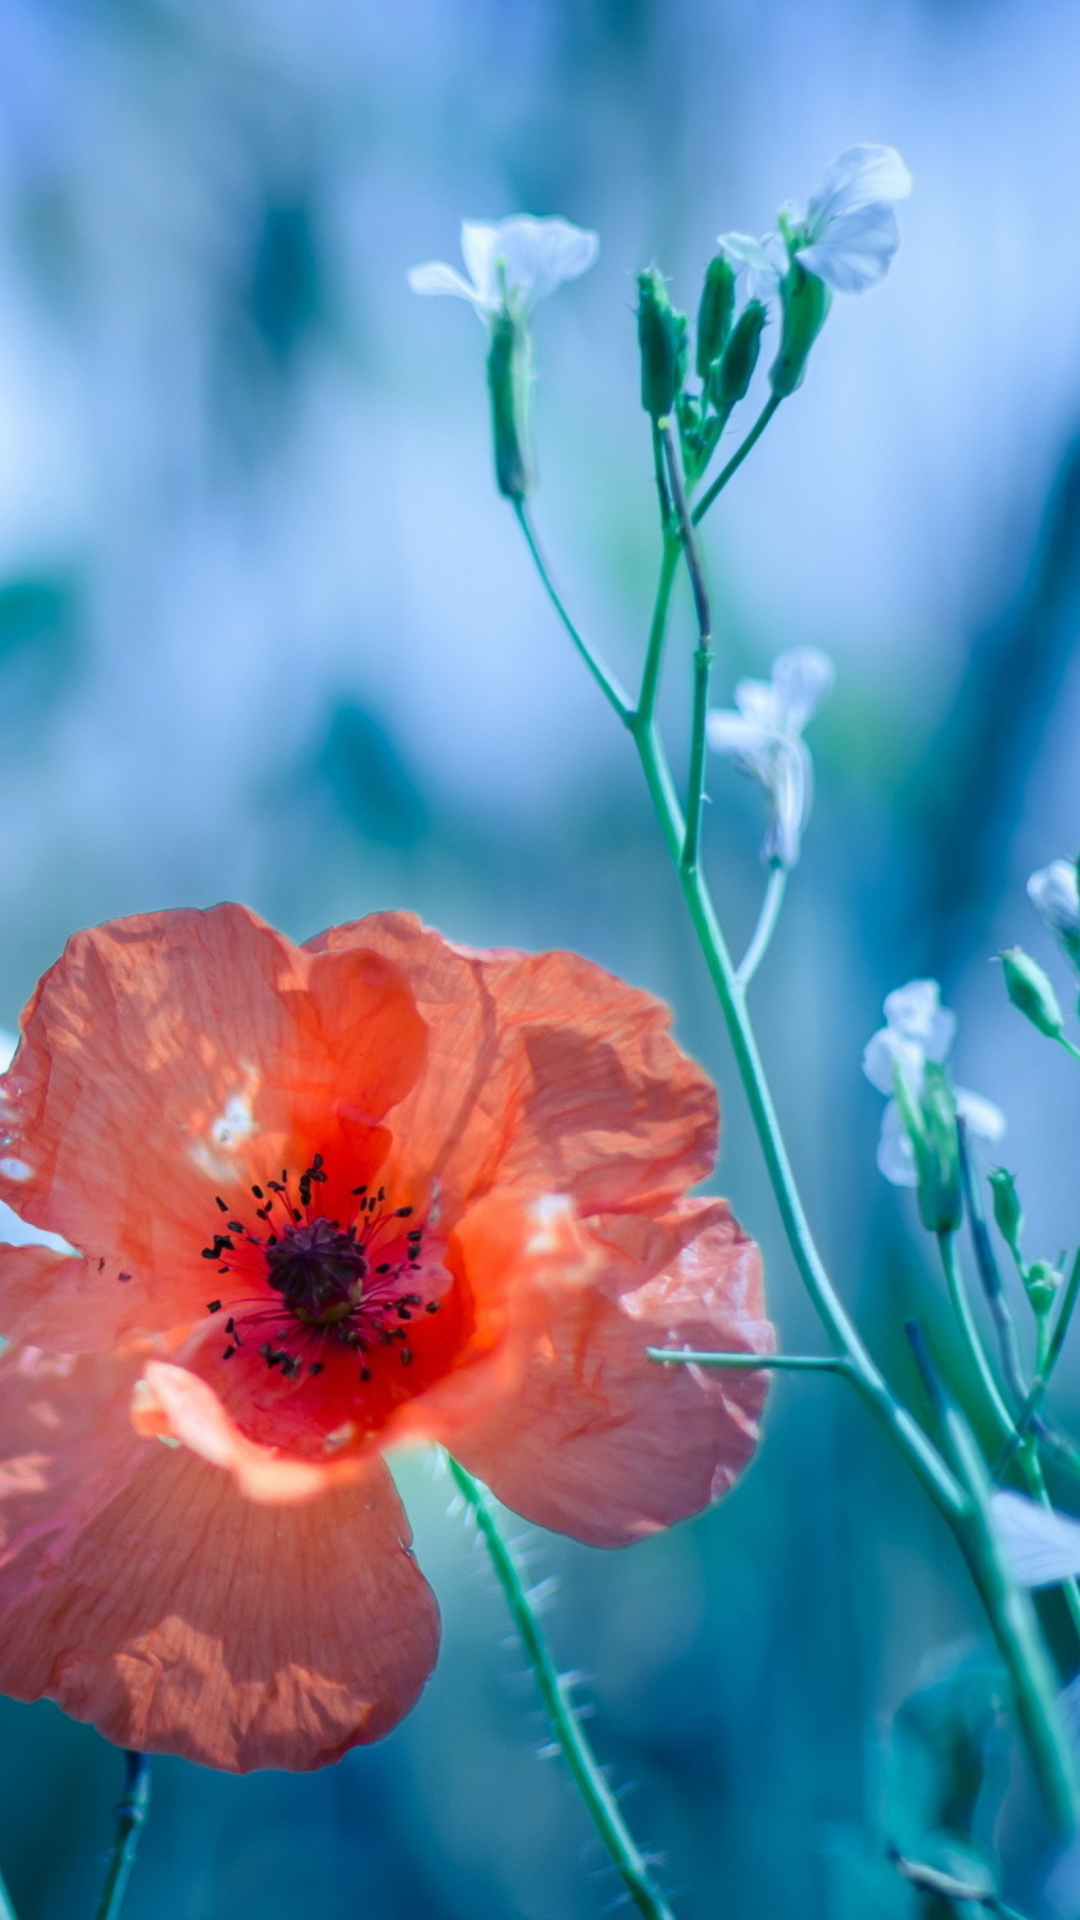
[0,905,772,1771]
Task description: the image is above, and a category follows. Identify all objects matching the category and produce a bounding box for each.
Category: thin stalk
[1046,1247,1080,1381]
[93,1752,150,1920]
[648,1349,853,1375]
[448,1458,677,1920]
[937,1231,1015,1445]
[637,534,680,728]
[659,424,713,874]
[690,394,782,526]
[959,1124,1029,1412]
[906,1322,1080,1834]
[1019,1443,1080,1643]
[736,865,788,989]
[514,501,633,723]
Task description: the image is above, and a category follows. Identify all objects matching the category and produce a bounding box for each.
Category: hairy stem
[448,1458,677,1920]
[93,1753,150,1920]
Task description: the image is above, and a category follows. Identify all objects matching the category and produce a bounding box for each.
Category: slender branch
[447,1458,677,1920]
[648,1348,853,1375]
[735,865,788,989]
[93,1752,150,1920]
[905,1322,1080,1835]
[514,501,633,722]
[636,533,680,728]
[937,1230,1015,1444]
[959,1124,1029,1411]
[659,424,713,874]
[1046,1247,1080,1381]
[690,394,782,526]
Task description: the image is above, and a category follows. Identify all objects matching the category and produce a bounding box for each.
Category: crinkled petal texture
[0,1346,438,1769]
[0,903,770,1767]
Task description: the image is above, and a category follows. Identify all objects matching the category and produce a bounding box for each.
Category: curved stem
[659,424,713,873]
[447,1458,677,1920]
[691,394,782,526]
[637,533,679,727]
[93,1753,150,1920]
[649,1349,853,1375]
[514,501,633,723]
[937,1230,1015,1444]
[736,865,788,989]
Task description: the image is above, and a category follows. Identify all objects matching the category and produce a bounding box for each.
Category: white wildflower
[705,647,834,868]
[408,216,599,319]
[862,981,1005,1187]
[717,144,912,303]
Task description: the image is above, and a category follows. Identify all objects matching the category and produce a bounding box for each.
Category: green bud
[1025,1259,1061,1317]
[696,254,737,380]
[636,268,688,420]
[486,308,534,499]
[769,262,831,398]
[1000,946,1065,1040]
[709,300,767,408]
[988,1168,1023,1261]
[894,1061,962,1236]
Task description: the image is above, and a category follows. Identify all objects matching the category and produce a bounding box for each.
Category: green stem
[735,865,788,989]
[648,1349,853,1374]
[637,534,680,728]
[93,1753,150,1920]
[1046,1247,1080,1381]
[447,1458,677,1920]
[514,501,633,723]
[690,394,782,525]
[659,425,714,873]
[906,1323,1080,1834]
[1018,1442,1080,1643]
[937,1231,1015,1444]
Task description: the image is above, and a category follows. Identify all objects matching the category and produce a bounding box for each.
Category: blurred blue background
[1,0,1080,1914]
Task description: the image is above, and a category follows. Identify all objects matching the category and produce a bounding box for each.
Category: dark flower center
[200,1159,437,1383]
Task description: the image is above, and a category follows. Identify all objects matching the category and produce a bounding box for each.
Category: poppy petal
[307,914,718,1220]
[0,904,426,1341]
[443,1192,772,1546]
[0,1346,439,1770]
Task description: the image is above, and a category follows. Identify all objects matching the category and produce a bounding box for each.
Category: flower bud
[1000,946,1065,1040]
[988,1168,1023,1261]
[1025,1259,1061,1318]
[708,300,767,409]
[1028,859,1080,971]
[486,309,534,499]
[769,263,831,398]
[696,254,737,379]
[636,269,688,420]
[894,1061,962,1235]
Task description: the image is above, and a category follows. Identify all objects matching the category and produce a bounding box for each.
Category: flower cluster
[0,905,771,1770]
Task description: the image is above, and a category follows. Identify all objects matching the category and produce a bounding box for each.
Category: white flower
[1028,859,1080,941]
[718,144,912,302]
[705,647,834,868]
[408,216,599,319]
[0,1028,73,1253]
[862,981,1005,1187]
[990,1491,1080,1590]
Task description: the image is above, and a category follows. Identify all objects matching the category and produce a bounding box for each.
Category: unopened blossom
[408,216,598,318]
[0,905,771,1771]
[1028,859,1080,964]
[990,1492,1080,1590]
[717,144,912,303]
[862,980,1005,1187]
[706,647,834,868]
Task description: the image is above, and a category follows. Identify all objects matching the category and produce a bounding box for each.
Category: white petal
[407,261,484,304]
[460,222,503,308]
[763,737,812,868]
[771,648,835,734]
[796,202,901,294]
[734,675,785,729]
[1028,860,1080,938]
[877,1100,918,1186]
[717,230,783,302]
[955,1087,1007,1145]
[496,216,599,308]
[806,144,913,232]
[990,1492,1080,1588]
[883,980,953,1054]
[706,708,771,757]
[862,1027,925,1097]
